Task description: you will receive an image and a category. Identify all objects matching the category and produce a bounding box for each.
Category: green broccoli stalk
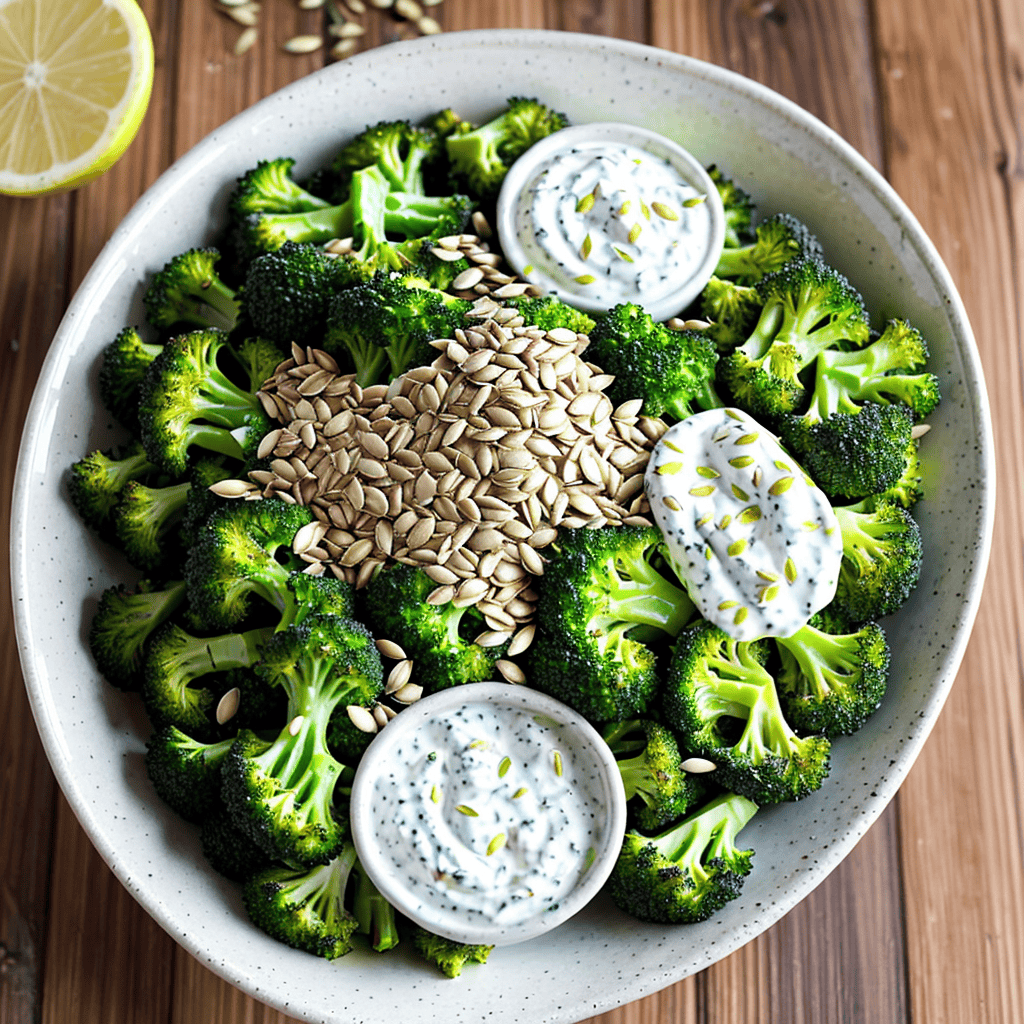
[98,326,164,429]
[714,212,822,283]
[361,563,509,693]
[352,861,400,952]
[411,927,493,978]
[137,328,272,475]
[832,498,924,622]
[88,578,187,690]
[221,615,382,866]
[143,247,241,333]
[143,725,236,823]
[722,255,871,419]
[606,791,758,924]
[141,622,271,738]
[587,305,722,420]
[111,477,191,572]
[602,719,708,832]
[243,843,360,960]
[706,164,755,248]
[445,96,568,199]
[774,613,891,737]
[526,527,697,725]
[662,619,831,805]
[68,441,163,533]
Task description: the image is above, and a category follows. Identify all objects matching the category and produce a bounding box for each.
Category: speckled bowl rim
[495,121,726,319]
[350,681,628,947]
[11,28,994,1024]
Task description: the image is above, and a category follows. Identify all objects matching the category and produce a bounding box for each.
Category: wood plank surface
[0,2,1019,1023]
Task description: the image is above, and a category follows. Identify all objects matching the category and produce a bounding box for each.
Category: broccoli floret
[361,563,508,693]
[505,294,596,335]
[143,247,241,333]
[662,619,831,804]
[880,435,925,509]
[199,813,272,882]
[587,304,721,420]
[141,622,270,738]
[98,326,163,429]
[352,861,400,952]
[137,328,272,475]
[722,256,870,419]
[773,613,891,737]
[445,96,568,199]
[184,498,334,631]
[325,271,472,385]
[602,719,708,832]
[229,157,331,218]
[779,401,915,501]
[88,578,187,690]
[805,318,941,421]
[178,459,236,550]
[400,237,472,290]
[411,927,493,978]
[242,242,348,350]
[424,107,468,139]
[222,616,382,865]
[143,725,236,822]
[68,441,163,533]
[706,165,755,248]
[111,478,190,572]
[330,119,443,197]
[832,497,924,623]
[606,791,757,924]
[714,212,823,283]
[527,527,696,724]
[243,843,360,960]
[699,275,762,352]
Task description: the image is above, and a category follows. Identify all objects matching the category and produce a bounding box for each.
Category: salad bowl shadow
[11,28,993,1024]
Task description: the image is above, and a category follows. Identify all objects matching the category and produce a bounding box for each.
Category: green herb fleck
[553,751,563,777]
[613,247,634,262]
[512,786,529,799]
[430,785,440,803]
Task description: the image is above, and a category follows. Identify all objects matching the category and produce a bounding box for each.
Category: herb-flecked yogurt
[350,683,626,946]
[496,123,725,321]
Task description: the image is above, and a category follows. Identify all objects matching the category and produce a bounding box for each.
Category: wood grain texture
[1,1,1020,1023]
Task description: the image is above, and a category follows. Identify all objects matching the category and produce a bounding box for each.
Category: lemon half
[0,0,154,196]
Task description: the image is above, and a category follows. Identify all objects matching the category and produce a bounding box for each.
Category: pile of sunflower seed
[229,302,667,637]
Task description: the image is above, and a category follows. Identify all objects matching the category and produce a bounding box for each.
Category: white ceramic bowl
[350,682,627,947]
[11,29,994,1024]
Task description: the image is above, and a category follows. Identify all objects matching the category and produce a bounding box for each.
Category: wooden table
[1,1,1020,1021]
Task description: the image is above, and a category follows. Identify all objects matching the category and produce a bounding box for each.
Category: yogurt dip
[350,682,626,946]
[496,123,725,321]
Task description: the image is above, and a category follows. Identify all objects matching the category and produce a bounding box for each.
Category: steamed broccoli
[602,719,707,832]
[325,271,472,385]
[832,497,924,622]
[143,248,241,333]
[68,441,163,533]
[144,725,236,822]
[184,498,342,632]
[88,578,188,690]
[714,212,822,283]
[587,303,721,421]
[243,843,360,960]
[445,96,568,199]
[773,613,891,737]
[707,164,755,248]
[111,477,191,572]
[411,927,493,978]
[527,526,696,724]
[229,157,331,219]
[606,791,757,924]
[329,119,443,198]
[722,256,870,419]
[352,861,400,952]
[98,326,163,429]
[505,294,596,335]
[699,275,762,352]
[361,563,508,693]
[136,329,274,476]
[141,622,271,738]
[662,619,831,804]
[199,814,272,882]
[222,615,382,866]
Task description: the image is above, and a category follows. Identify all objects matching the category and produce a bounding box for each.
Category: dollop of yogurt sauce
[511,139,713,310]
[367,700,605,928]
[645,407,843,640]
